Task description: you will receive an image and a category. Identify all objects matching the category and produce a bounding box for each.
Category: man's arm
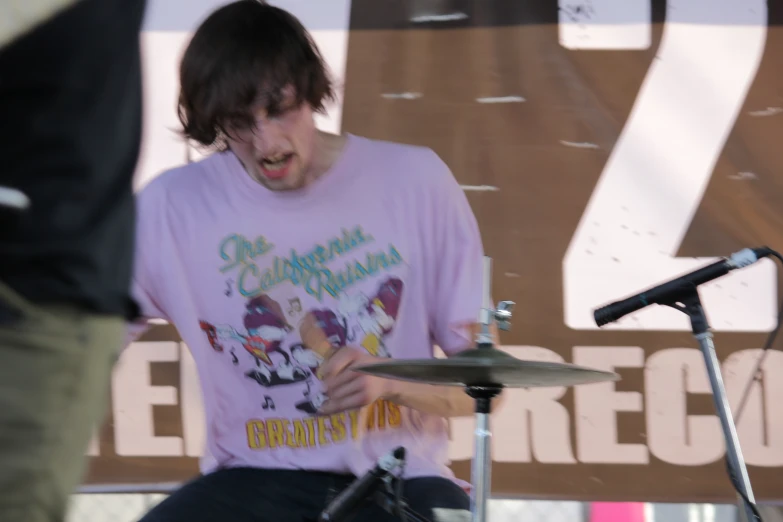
[383,149,507,418]
[319,149,507,418]
[381,323,505,418]
[319,315,507,418]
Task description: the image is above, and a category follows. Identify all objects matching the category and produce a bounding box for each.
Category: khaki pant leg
[0,280,123,522]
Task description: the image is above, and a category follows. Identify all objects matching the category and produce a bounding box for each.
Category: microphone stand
[661,285,759,522]
[315,476,432,522]
[318,453,424,522]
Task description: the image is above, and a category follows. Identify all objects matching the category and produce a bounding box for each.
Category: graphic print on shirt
[291,275,404,414]
[199,293,309,388]
[197,225,410,448]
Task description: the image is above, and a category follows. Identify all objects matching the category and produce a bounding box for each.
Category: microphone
[594,247,773,327]
[318,447,406,522]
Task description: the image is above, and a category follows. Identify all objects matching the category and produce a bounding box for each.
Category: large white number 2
[560,0,776,332]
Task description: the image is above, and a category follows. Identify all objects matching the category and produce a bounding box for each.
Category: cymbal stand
[465,257,514,522]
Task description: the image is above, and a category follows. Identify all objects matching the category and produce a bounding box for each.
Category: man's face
[225,86,317,192]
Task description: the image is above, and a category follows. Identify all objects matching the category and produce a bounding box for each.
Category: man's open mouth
[260,153,294,171]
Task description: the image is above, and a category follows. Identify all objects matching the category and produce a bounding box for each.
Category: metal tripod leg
[669,292,759,522]
[695,330,758,522]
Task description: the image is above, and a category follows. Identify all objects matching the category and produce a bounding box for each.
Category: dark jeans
[137,468,471,522]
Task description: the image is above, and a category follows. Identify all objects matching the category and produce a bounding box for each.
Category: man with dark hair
[130,2,498,521]
[0,0,145,521]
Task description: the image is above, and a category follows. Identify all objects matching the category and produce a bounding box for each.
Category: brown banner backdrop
[84,0,783,504]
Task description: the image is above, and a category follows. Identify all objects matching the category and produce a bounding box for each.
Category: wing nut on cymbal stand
[494,301,515,331]
[475,256,515,348]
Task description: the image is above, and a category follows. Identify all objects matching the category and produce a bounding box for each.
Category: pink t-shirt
[130,134,484,482]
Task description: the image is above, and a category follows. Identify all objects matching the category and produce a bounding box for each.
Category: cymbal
[353,347,620,388]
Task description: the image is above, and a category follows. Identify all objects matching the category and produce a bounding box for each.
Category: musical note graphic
[230,348,239,365]
[224,279,234,297]
[262,396,276,410]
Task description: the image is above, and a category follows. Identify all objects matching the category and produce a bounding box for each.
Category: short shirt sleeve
[124,177,172,346]
[422,150,486,355]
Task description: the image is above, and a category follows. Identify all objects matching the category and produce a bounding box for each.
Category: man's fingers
[317,348,381,414]
[319,348,358,380]
[323,365,358,392]
[324,376,365,403]
[319,389,367,415]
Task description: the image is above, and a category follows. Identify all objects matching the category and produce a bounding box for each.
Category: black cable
[734,249,783,422]
[725,248,783,522]
[724,456,763,522]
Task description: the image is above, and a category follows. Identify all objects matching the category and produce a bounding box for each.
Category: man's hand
[317,347,390,415]
[315,323,504,419]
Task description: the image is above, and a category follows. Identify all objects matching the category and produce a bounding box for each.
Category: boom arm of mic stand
[662,290,759,522]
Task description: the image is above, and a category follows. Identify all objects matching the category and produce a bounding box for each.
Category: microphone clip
[378,446,407,476]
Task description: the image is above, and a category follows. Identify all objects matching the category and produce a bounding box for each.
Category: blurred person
[0,0,146,521]
[129,1,502,521]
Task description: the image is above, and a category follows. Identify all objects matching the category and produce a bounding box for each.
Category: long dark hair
[177,1,335,149]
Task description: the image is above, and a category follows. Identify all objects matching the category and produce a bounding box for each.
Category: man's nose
[251,117,283,149]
